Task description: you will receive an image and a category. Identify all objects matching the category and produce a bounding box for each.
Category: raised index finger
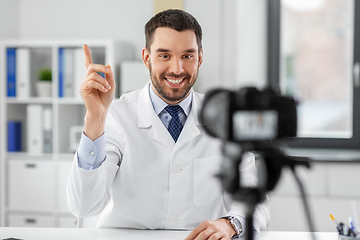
[83,44,93,69]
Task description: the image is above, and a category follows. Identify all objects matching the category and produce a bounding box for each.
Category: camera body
[199,87,297,143]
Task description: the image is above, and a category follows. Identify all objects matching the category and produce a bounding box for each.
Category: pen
[350,201,360,234]
[330,214,343,235]
[349,217,355,230]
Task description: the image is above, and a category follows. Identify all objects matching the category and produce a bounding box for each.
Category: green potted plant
[37,68,52,97]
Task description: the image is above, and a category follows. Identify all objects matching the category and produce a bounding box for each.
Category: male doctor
[67,9,270,240]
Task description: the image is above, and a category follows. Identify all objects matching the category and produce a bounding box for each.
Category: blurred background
[1,0,360,233]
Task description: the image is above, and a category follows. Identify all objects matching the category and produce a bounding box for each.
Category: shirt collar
[149,83,192,116]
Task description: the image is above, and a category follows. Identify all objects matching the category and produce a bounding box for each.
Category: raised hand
[80,44,116,140]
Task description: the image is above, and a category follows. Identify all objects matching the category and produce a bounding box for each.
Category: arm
[66,44,118,217]
[67,112,123,217]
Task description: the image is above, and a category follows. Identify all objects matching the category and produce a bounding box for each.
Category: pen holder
[339,235,360,240]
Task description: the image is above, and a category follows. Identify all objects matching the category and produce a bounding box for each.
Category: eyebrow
[155,48,197,53]
[155,48,170,53]
[184,48,197,53]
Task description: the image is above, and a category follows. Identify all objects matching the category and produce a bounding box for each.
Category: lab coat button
[174,167,182,173]
[172,216,179,223]
[90,151,95,156]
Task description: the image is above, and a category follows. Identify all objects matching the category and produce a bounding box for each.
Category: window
[268,0,360,149]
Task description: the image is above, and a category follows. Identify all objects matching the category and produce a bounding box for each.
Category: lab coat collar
[175,95,201,149]
[137,82,201,149]
[137,82,158,129]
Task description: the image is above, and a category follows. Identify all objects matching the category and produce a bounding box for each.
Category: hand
[80,44,116,140]
[184,219,236,240]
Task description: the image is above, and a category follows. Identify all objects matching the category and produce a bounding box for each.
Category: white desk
[0,228,340,240]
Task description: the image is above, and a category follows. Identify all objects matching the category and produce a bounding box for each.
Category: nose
[169,58,184,75]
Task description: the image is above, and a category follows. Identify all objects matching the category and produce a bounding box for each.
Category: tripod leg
[245,213,254,240]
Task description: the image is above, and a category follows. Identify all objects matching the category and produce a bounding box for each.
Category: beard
[149,62,199,103]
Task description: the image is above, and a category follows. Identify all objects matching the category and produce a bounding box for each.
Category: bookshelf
[0,39,121,227]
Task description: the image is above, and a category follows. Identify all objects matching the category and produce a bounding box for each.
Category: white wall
[17,0,152,60]
[0,0,19,39]
[236,0,267,89]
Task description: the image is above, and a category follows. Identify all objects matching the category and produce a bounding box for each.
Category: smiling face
[142,27,203,105]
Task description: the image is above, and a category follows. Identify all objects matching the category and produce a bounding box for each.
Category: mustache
[161,72,191,79]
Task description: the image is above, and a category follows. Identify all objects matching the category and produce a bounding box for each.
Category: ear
[142,47,150,70]
[198,49,203,68]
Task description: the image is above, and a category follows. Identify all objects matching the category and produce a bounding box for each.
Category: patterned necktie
[165,105,184,142]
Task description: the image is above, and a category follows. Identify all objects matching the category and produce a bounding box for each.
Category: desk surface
[0,228,341,240]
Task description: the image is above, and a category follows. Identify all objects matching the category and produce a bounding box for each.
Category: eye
[160,54,170,59]
[183,54,193,59]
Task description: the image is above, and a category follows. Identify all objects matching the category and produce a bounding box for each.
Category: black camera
[199,87,297,143]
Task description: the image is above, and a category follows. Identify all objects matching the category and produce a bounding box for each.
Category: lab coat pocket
[193,155,223,207]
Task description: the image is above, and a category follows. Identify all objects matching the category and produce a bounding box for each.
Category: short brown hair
[145,9,202,52]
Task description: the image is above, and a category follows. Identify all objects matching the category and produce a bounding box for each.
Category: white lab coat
[67,83,270,231]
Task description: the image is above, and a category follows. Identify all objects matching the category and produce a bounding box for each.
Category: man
[67,9,270,239]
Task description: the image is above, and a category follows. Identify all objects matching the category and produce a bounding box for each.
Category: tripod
[218,142,316,240]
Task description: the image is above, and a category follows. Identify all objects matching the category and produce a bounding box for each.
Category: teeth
[166,78,184,84]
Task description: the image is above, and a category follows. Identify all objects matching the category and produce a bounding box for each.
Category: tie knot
[165,105,183,118]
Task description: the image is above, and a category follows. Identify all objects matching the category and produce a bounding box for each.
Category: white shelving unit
[0,39,121,227]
